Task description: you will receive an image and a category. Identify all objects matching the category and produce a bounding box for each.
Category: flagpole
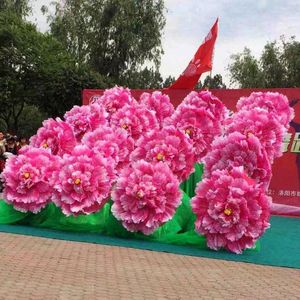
[208,17,218,90]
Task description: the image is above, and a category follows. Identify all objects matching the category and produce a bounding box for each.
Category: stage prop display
[84,88,300,216]
[0,87,293,254]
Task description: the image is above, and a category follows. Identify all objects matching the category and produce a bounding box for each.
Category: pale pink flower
[167,104,223,162]
[226,108,286,163]
[111,160,182,235]
[64,103,108,141]
[82,126,134,170]
[203,132,272,189]
[52,145,115,216]
[110,104,159,141]
[30,118,76,156]
[236,92,294,128]
[95,86,137,115]
[140,91,174,127]
[191,167,271,254]
[2,146,60,213]
[131,126,195,182]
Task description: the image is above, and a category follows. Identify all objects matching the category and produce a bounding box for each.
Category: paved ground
[0,233,299,300]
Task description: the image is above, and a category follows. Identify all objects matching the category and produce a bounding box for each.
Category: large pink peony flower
[82,126,134,170]
[167,104,223,162]
[131,126,195,182]
[110,104,159,141]
[111,160,182,235]
[52,145,115,216]
[140,91,174,127]
[179,90,227,122]
[64,103,108,141]
[203,132,272,189]
[226,108,286,163]
[191,167,271,254]
[2,146,60,213]
[95,86,137,116]
[236,92,294,128]
[30,118,76,156]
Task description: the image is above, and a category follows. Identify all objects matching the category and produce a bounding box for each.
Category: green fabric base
[0,164,205,248]
[0,216,299,269]
[1,163,299,268]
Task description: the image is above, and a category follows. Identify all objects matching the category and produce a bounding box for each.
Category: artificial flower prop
[64,103,108,141]
[111,160,182,235]
[3,146,60,213]
[203,132,272,189]
[131,126,195,182]
[82,126,134,170]
[167,104,223,162]
[94,86,137,116]
[191,167,271,254]
[226,108,286,163]
[52,145,115,216]
[110,104,159,141]
[30,118,76,156]
[140,91,174,127]
[179,90,227,122]
[236,92,294,129]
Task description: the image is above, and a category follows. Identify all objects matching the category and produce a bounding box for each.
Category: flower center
[136,190,144,198]
[185,128,193,136]
[224,208,232,216]
[74,178,81,185]
[247,132,254,138]
[121,124,128,130]
[42,143,49,148]
[156,152,165,161]
[23,172,30,179]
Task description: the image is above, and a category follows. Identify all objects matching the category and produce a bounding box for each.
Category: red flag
[168,18,219,90]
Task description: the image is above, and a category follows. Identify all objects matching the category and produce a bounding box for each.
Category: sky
[28,0,300,86]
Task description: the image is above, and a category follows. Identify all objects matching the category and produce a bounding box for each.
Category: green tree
[281,36,300,87]
[195,74,226,89]
[0,0,30,17]
[15,104,47,138]
[120,67,164,89]
[228,47,263,88]
[0,11,107,134]
[0,11,38,133]
[228,37,300,88]
[260,41,285,87]
[162,75,175,88]
[48,0,166,85]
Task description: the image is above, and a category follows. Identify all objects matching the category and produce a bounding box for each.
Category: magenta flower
[131,126,195,182]
[203,132,272,189]
[30,118,76,156]
[179,90,227,122]
[191,167,271,254]
[82,126,134,170]
[95,86,137,116]
[64,103,108,141]
[226,109,286,163]
[168,104,223,162]
[52,145,115,216]
[110,104,159,141]
[2,146,60,213]
[236,92,294,128]
[111,160,182,235]
[140,91,174,127]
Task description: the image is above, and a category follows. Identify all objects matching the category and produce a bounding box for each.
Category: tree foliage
[228,37,300,88]
[0,11,107,135]
[195,74,226,89]
[48,0,166,85]
[0,0,30,16]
